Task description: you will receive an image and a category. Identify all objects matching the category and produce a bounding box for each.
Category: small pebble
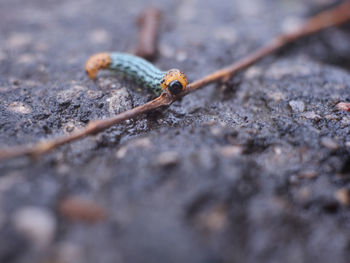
[244,66,262,79]
[98,77,120,90]
[321,137,339,151]
[210,126,223,137]
[116,138,152,159]
[325,114,339,121]
[274,147,282,155]
[106,87,132,115]
[299,170,318,179]
[89,29,111,44]
[129,137,152,148]
[155,151,180,167]
[197,204,227,232]
[335,188,350,206]
[86,89,103,100]
[336,102,350,112]
[289,174,299,184]
[303,111,321,120]
[62,120,83,133]
[341,116,350,126]
[13,206,56,249]
[59,197,107,223]
[219,146,243,158]
[288,100,305,113]
[56,242,83,263]
[7,101,32,114]
[202,119,216,126]
[296,187,311,202]
[267,91,285,102]
[116,147,128,159]
[214,27,237,43]
[17,53,36,64]
[159,44,175,58]
[56,85,86,105]
[6,33,32,48]
[56,164,70,175]
[63,121,81,133]
[12,79,20,86]
[176,50,187,62]
[266,63,311,79]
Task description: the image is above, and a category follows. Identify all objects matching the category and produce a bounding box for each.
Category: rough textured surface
[1,0,350,262]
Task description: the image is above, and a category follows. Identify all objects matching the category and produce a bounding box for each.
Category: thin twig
[135,7,162,61]
[0,1,349,161]
[185,0,350,92]
[59,196,107,223]
[0,93,172,160]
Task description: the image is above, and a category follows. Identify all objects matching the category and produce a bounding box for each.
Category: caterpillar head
[160,69,188,96]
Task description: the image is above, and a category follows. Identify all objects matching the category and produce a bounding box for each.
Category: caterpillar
[85,52,188,96]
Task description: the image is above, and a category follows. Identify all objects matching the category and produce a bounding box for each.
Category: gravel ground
[1,0,350,262]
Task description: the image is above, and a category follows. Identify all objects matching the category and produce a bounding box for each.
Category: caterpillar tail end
[85,52,112,79]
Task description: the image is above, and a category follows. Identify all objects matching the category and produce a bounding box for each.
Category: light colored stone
[116,138,153,159]
[176,50,187,62]
[219,146,243,158]
[56,242,83,263]
[17,53,36,64]
[214,27,237,43]
[321,137,339,150]
[289,100,305,113]
[56,85,87,105]
[7,101,32,114]
[336,102,350,112]
[106,87,132,115]
[266,63,312,79]
[335,189,350,206]
[210,126,223,137]
[244,66,262,79]
[13,206,56,249]
[6,33,32,48]
[267,91,285,102]
[89,29,111,44]
[155,151,180,167]
[159,44,175,58]
[303,111,321,120]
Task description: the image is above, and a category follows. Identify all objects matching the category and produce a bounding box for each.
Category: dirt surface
[1,0,350,262]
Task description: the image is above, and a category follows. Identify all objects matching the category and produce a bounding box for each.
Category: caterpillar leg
[85,52,112,79]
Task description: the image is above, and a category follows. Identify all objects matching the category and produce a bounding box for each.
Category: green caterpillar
[85,52,188,96]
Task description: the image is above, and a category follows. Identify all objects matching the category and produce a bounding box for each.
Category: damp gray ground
[1,0,350,262]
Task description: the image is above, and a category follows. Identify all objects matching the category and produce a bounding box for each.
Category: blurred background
[0,0,350,262]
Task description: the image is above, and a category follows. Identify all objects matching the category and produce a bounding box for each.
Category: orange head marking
[85,52,112,79]
[160,69,188,95]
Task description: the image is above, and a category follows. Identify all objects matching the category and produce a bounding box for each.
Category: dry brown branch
[0,1,349,161]
[135,7,162,61]
[59,196,107,223]
[0,93,172,160]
